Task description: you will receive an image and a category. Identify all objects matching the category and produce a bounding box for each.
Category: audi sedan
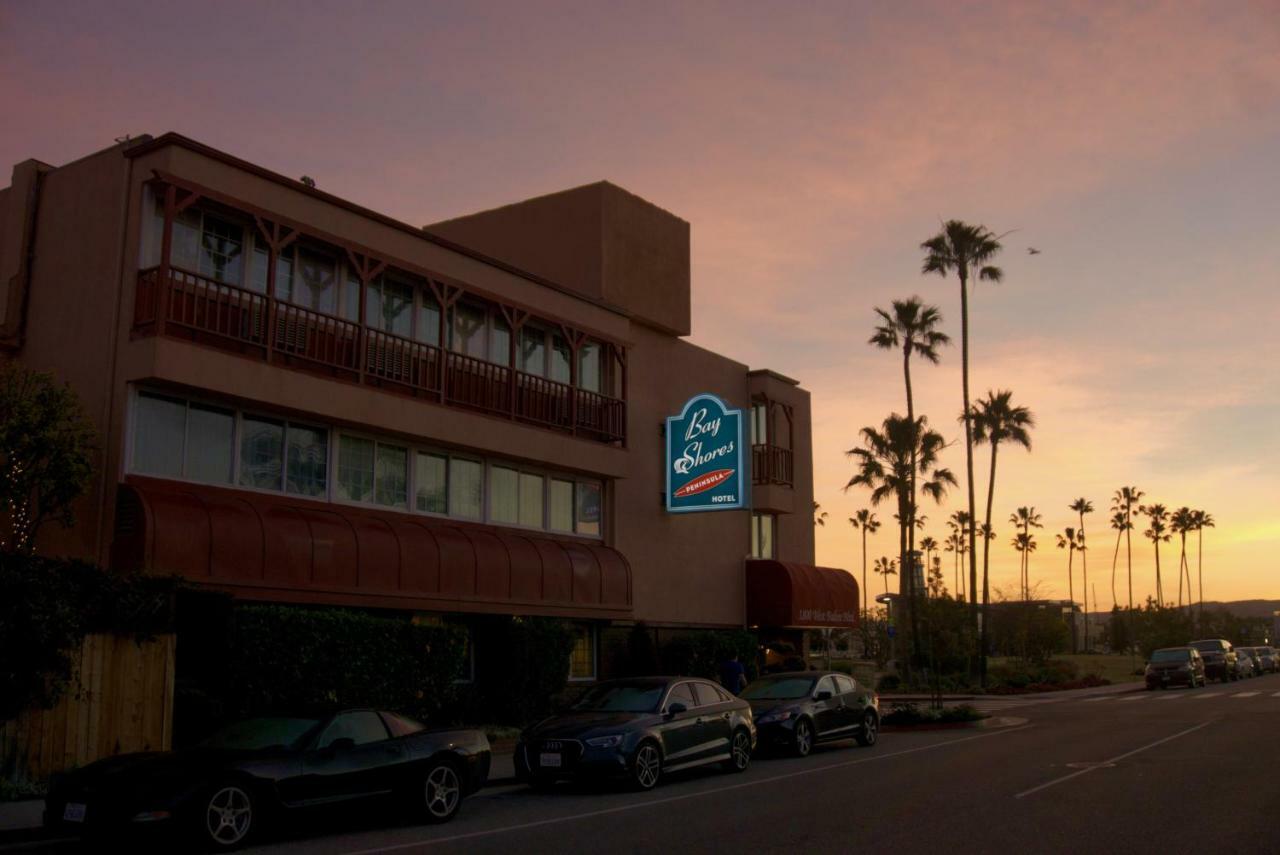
[743,671,880,757]
[515,677,756,791]
[1144,647,1205,689]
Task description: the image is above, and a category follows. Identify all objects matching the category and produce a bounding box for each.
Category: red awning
[746,559,859,628]
[112,477,632,619]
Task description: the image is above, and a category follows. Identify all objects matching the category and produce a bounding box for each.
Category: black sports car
[743,671,879,756]
[44,709,490,849]
[515,677,756,791]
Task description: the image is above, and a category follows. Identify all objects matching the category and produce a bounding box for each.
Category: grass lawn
[988,654,1143,684]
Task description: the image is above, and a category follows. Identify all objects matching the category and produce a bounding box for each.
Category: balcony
[133,265,626,444]
[752,443,793,487]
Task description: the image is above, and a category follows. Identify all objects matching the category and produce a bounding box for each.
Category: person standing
[720,653,747,695]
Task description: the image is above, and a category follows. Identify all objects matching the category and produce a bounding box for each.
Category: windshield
[200,717,322,751]
[1150,649,1190,663]
[1189,641,1223,654]
[741,677,816,701]
[571,683,665,713]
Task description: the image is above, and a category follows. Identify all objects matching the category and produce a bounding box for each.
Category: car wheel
[421,761,463,824]
[792,719,814,758]
[199,781,254,850]
[723,728,752,773]
[631,741,662,791]
[855,711,879,748]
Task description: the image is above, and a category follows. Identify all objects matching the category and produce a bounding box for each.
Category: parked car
[742,671,880,756]
[1144,647,1206,689]
[1254,646,1280,674]
[1188,639,1239,683]
[515,677,756,791]
[1236,648,1260,678]
[44,710,490,849]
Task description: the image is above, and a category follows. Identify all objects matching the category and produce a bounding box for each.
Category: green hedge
[223,605,467,725]
[659,629,759,683]
[0,553,176,720]
[465,615,575,726]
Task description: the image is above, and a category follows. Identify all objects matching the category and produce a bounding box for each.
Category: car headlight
[585,734,624,749]
[758,710,793,724]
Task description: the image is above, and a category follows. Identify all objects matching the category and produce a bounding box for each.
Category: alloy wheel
[730,730,752,771]
[205,785,252,847]
[858,711,879,747]
[794,720,813,757]
[634,743,662,790]
[424,764,461,820]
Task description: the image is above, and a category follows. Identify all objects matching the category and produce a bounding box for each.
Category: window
[751,513,776,559]
[518,326,546,375]
[367,276,413,337]
[375,444,408,508]
[288,247,339,314]
[448,458,483,520]
[239,416,284,490]
[286,424,328,497]
[249,243,294,295]
[415,452,447,513]
[185,404,234,484]
[548,479,574,532]
[578,342,602,392]
[337,435,375,503]
[665,682,696,710]
[518,472,544,528]
[568,624,596,681]
[834,675,857,695]
[133,392,187,478]
[751,403,769,445]
[452,303,487,358]
[489,316,511,365]
[576,481,602,536]
[381,712,425,738]
[691,682,730,706]
[550,333,572,384]
[488,466,518,524]
[163,205,245,288]
[416,294,442,347]
[815,676,838,697]
[317,711,388,749]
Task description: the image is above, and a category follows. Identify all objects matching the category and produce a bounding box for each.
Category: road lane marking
[1151,693,1184,700]
[1081,696,1112,702]
[1232,692,1259,697]
[1273,691,1280,697]
[343,725,1033,854]
[1190,693,1221,699]
[1014,720,1212,799]
[1118,695,1148,702]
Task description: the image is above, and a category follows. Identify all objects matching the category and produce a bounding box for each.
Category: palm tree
[1139,503,1171,606]
[1069,498,1094,648]
[873,556,898,597]
[1012,532,1038,599]
[1112,487,1144,614]
[1170,507,1196,609]
[845,413,957,662]
[944,532,964,600]
[921,221,1005,640]
[1056,527,1084,650]
[1009,507,1044,600]
[1192,510,1215,628]
[920,535,939,587]
[869,297,951,617]
[813,501,828,527]
[849,510,881,617]
[946,510,971,601]
[1107,509,1130,611]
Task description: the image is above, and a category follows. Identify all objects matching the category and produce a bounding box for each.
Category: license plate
[539,752,562,768]
[63,803,87,823]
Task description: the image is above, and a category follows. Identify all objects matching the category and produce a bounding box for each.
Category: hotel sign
[666,393,747,513]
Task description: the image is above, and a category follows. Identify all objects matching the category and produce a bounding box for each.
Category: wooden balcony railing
[134,266,626,444]
[752,443,794,487]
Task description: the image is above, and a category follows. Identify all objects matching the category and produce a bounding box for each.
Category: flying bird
[1027,247,1041,255]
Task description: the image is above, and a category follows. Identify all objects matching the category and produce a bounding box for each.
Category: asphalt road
[33,674,1280,854]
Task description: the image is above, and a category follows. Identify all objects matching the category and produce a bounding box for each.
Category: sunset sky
[3,1,1277,604]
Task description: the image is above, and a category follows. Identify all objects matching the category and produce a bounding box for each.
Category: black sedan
[743,671,880,757]
[44,709,490,849]
[515,677,756,791]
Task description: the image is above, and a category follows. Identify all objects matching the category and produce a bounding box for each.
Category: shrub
[466,615,576,726]
[877,674,901,692]
[881,702,986,726]
[659,630,758,683]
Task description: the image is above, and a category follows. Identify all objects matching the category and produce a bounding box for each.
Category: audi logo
[543,741,563,750]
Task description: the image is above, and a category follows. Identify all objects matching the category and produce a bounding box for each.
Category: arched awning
[746,559,859,629]
[112,476,632,619]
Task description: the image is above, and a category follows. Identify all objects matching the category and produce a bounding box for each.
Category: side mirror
[815,690,833,702]
[665,702,687,718]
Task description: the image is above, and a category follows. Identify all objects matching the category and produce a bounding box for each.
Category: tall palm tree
[944,531,964,600]
[1009,507,1044,600]
[1170,507,1196,609]
[921,221,1005,640]
[1139,503,1171,606]
[1192,510,1215,628]
[946,510,971,602]
[1012,532,1038,598]
[1111,487,1144,614]
[920,535,939,585]
[869,297,951,616]
[845,413,957,662]
[849,510,881,617]
[1107,509,1130,611]
[1069,498,1094,649]
[1056,527,1084,650]
[873,556,898,597]
[970,390,1034,673]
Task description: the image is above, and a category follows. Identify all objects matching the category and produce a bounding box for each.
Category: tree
[1139,503,1171,606]
[1069,498,1095,649]
[970,390,1034,681]
[1009,507,1044,599]
[1192,510,1215,629]
[873,556,898,597]
[0,361,97,554]
[921,221,1005,646]
[1011,531,1039,599]
[920,535,939,586]
[869,297,951,623]
[944,531,965,600]
[1112,487,1144,614]
[1107,510,1129,611]
[946,510,971,601]
[1055,527,1085,651]
[845,413,957,665]
[813,501,828,527]
[849,510,880,617]
[1170,507,1196,609]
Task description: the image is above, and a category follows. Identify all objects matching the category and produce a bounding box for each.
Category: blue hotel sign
[666,394,747,513]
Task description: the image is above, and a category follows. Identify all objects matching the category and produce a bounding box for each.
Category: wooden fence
[1,633,176,783]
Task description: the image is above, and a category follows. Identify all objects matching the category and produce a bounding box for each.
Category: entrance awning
[746,559,859,629]
[111,476,632,619]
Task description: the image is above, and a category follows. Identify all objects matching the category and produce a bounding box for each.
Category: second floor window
[751,403,769,446]
[750,512,776,559]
